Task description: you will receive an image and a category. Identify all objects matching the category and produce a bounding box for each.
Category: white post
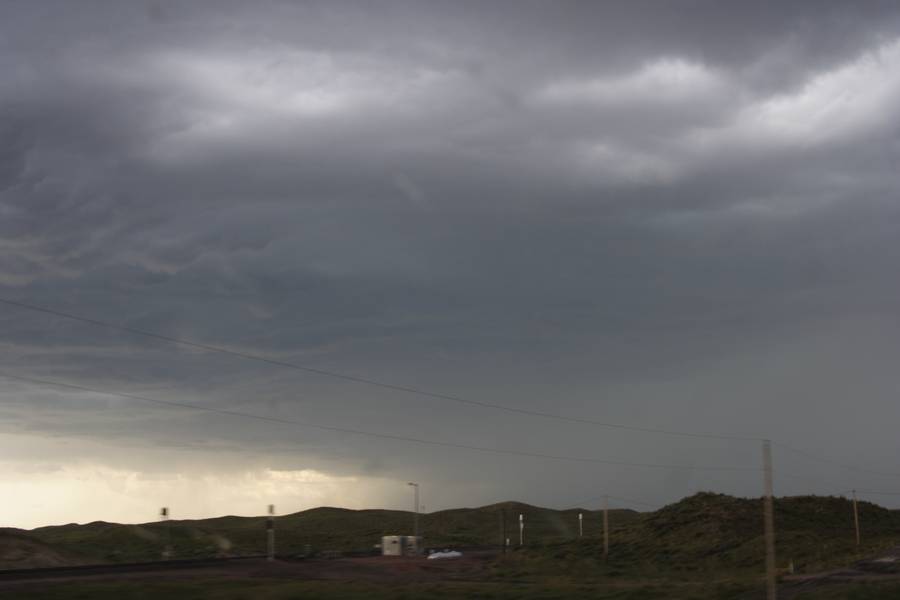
[578,512,583,538]
[762,440,777,600]
[267,504,276,561]
[519,513,524,546]
[852,490,860,547]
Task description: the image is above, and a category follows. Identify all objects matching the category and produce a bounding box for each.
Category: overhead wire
[568,493,658,509]
[2,297,897,481]
[774,441,900,478]
[0,296,760,442]
[0,371,760,473]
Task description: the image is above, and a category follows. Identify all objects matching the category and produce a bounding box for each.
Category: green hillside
[11,502,637,565]
[0,527,79,569]
[4,493,899,575]
[504,492,900,580]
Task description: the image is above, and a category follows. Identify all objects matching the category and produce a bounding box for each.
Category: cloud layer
[2,1,900,525]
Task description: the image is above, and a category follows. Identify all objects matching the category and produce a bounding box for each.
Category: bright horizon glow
[0,434,404,529]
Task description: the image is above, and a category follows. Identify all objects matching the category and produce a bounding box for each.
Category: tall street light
[407,482,420,540]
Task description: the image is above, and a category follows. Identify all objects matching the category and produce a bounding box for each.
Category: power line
[608,494,659,509]
[778,470,850,492]
[0,371,760,473]
[4,297,898,482]
[569,494,658,509]
[0,296,760,442]
[777,471,900,501]
[774,441,900,478]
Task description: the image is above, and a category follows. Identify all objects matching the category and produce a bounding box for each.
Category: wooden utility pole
[603,495,609,561]
[408,483,420,541]
[852,490,860,547]
[501,509,507,554]
[762,440,777,600]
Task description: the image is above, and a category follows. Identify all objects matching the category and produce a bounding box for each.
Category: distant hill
[2,502,638,567]
[4,493,899,574]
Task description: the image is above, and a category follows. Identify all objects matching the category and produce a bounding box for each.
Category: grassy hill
[0,527,79,569]
[503,492,900,580]
[4,493,899,575]
[7,502,638,566]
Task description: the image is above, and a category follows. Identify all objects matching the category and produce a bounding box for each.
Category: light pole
[160,507,171,559]
[267,504,276,562]
[407,482,420,540]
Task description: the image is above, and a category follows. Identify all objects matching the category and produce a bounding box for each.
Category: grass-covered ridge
[2,501,638,567]
[3,492,899,574]
[502,492,900,580]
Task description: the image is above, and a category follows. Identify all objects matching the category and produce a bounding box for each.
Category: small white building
[381,535,423,556]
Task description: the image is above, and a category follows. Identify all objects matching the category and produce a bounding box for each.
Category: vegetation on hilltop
[8,502,636,565]
[4,492,899,576]
[0,527,79,569]
[501,492,900,580]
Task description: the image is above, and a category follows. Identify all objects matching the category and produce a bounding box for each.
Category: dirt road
[0,551,497,593]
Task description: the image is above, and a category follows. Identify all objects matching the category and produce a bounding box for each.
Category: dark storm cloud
[2,0,900,518]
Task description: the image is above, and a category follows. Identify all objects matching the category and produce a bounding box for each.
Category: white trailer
[381,535,423,556]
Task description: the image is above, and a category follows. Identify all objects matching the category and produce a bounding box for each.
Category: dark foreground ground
[4,549,900,600]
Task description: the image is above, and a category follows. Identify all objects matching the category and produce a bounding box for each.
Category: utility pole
[852,490,860,547]
[602,495,609,561]
[407,482,420,546]
[519,513,524,546]
[501,509,507,554]
[267,504,276,561]
[762,440,777,600]
[578,512,583,538]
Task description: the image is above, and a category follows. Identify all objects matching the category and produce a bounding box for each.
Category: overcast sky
[2,0,900,528]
